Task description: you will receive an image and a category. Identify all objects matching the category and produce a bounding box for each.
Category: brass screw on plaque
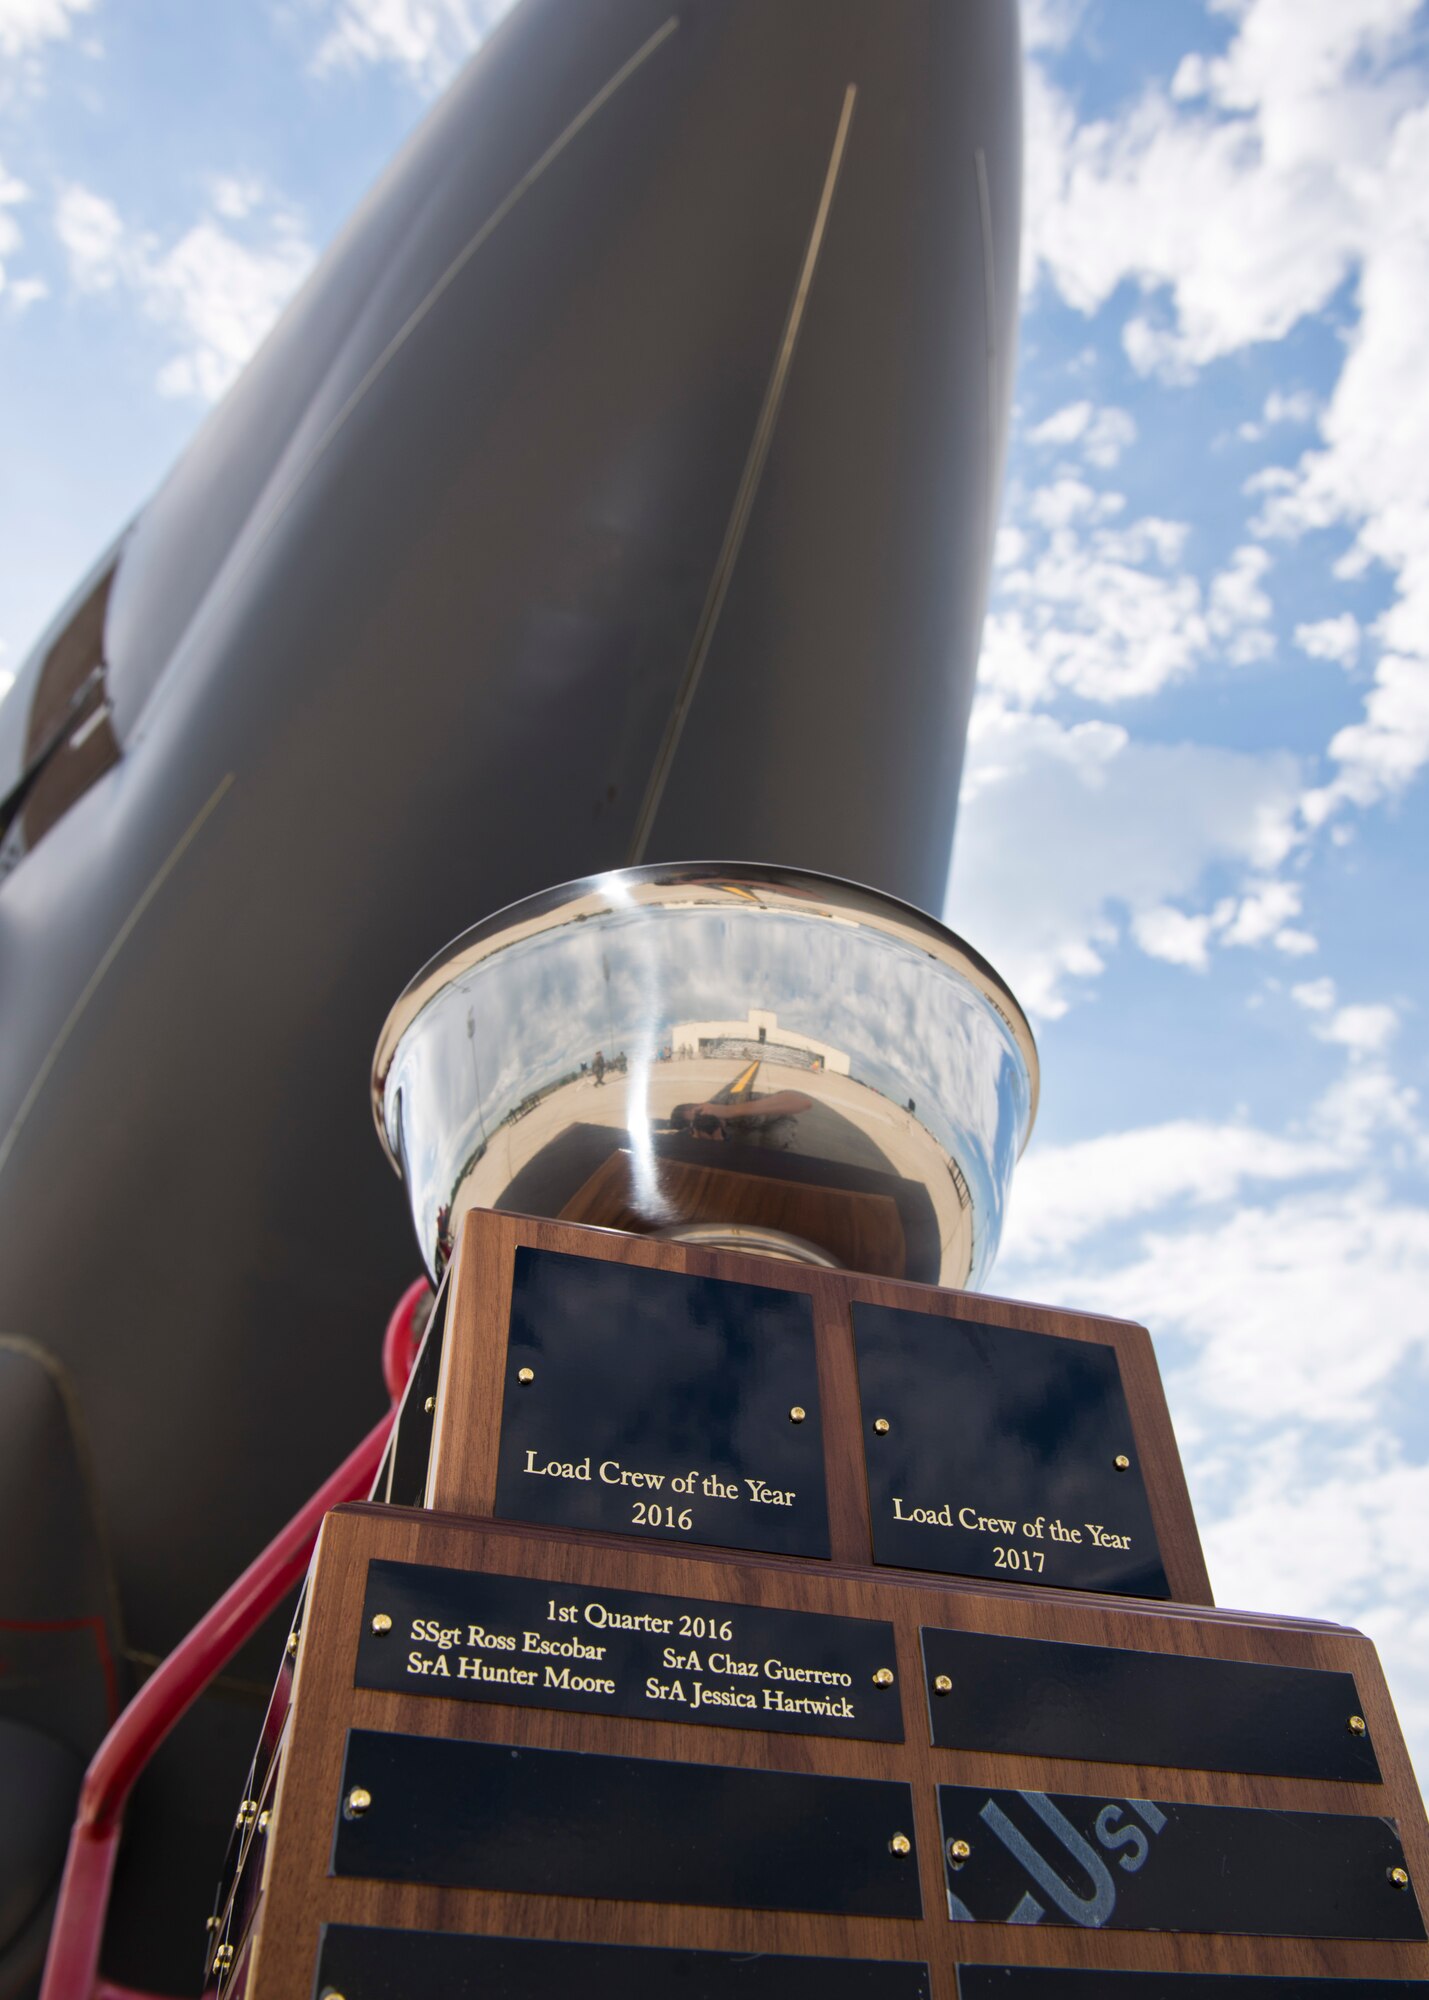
[423,1395,436,1414]
[345,1786,373,1818]
[873,1417,891,1435]
[1390,1866,1411,1889]
[285,1631,298,1657]
[257,1810,271,1834]
[947,1838,972,1867]
[235,1798,257,1831]
[518,1367,535,1385]
[789,1405,806,1423]
[873,1667,895,1688]
[1348,1714,1367,1736]
[889,1832,912,1856]
[212,1943,235,1975]
[205,1916,220,1932]
[371,1612,393,1635]
[934,1674,953,1695]
[1113,1453,1131,1471]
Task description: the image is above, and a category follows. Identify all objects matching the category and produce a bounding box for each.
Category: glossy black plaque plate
[922,1627,1380,1781]
[495,1247,829,1557]
[314,1926,931,1999]
[356,1557,902,1740]
[957,1975,1427,1998]
[333,1729,921,1917]
[854,1303,1168,1596]
[938,1785,1424,1939]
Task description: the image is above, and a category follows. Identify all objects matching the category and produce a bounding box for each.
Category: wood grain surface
[560,1149,910,1278]
[234,1506,1429,1999]
[424,1210,1212,1604]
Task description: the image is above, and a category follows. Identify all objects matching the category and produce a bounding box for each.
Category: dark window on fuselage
[0,549,122,884]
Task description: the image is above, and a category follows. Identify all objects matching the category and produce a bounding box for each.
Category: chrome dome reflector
[372,864,1037,1288]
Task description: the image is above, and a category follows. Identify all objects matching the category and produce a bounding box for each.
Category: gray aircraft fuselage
[0,0,1021,1984]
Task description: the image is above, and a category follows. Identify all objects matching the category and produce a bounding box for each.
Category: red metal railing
[39,1281,431,2000]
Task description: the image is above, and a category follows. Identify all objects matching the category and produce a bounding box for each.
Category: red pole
[39,1277,434,2000]
[40,1411,393,2000]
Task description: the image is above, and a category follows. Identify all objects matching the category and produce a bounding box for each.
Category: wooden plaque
[205,1214,1428,1999]
[420,1211,1211,1604]
[223,1507,1428,1998]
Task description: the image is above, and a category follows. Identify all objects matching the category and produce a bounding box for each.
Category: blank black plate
[495,1248,830,1557]
[854,1303,1168,1597]
[357,1557,902,1740]
[938,1786,1423,1939]
[313,1926,931,1999]
[956,1975,1426,1998]
[922,1627,1380,1781]
[333,1729,922,1917]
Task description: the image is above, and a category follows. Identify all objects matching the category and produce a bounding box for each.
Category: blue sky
[3,0,1428,1774]
[949,0,1429,1777]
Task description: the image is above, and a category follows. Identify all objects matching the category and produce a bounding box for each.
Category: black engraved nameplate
[956,1973,1428,1998]
[333,1730,921,1917]
[314,1926,932,1999]
[495,1248,830,1557]
[854,1303,1168,1596]
[357,1558,901,1741]
[922,1628,1380,1781]
[938,1786,1424,1940]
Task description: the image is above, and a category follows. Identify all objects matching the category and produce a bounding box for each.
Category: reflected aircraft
[669,1060,815,1140]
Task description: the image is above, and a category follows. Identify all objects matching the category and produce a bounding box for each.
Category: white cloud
[984,498,1280,707]
[1207,543,1275,664]
[1028,0,1423,376]
[1028,398,1138,469]
[1132,904,1213,970]
[949,701,1304,1016]
[983,513,1204,705]
[1004,0,1429,1789]
[209,174,265,222]
[1005,1119,1342,1263]
[1197,1429,1429,1757]
[1025,476,1106,531]
[1009,1154,1429,1764]
[0,163,24,293]
[1048,1182,1429,1429]
[1295,612,1361,667]
[1216,876,1305,948]
[1239,387,1319,441]
[55,180,314,402]
[0,0,94,59]
[1316,1000,1400,1056]
[1019,0,1086,53]
[1003,1018,1422,1267]
[1305,654,1429,819]
[311,0,513,94]
[1027,0,1429,834]
[54,182,123,288]
[1249,88,1429,821]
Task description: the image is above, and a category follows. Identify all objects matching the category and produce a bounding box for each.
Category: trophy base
[218,1506,1429,2000]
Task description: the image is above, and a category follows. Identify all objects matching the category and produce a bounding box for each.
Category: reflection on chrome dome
[372,864,1038,1289]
